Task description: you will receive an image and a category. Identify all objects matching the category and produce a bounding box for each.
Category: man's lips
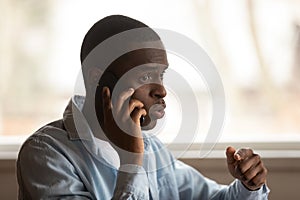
[149,104,166,119]
[152,109,165,119]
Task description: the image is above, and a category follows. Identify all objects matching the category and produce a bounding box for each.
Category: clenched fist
[226,146,268,191]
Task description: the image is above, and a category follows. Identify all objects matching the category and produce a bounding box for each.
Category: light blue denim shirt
[17,98,269,199]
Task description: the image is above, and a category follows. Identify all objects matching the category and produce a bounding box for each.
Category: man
[17,15,269,199]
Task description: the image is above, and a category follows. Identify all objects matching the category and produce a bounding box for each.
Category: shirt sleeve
[17,135,94,200]
[174,160,270,200]
[225,179,270,200]
[112,164,150,200]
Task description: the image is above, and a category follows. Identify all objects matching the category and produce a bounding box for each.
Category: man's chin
[141,120,157,131]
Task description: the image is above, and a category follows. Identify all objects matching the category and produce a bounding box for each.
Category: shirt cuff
[113,164,149,199]
[234,180,270,200]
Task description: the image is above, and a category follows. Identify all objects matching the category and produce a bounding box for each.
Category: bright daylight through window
[1,0,300,148]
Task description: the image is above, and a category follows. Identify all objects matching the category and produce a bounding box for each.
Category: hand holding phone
[101,87,146,165]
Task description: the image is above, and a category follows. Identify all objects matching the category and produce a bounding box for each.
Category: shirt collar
[63,96,121,168]
[63,96,93,141]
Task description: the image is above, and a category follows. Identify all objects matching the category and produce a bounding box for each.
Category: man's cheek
[131,91,147,102]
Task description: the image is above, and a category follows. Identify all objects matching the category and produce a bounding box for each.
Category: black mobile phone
[140,116,145,126]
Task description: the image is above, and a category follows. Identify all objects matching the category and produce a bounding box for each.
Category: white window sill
[168,142,300,159]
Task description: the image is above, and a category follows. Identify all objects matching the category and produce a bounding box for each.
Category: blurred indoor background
[0,0,300,199]
[1,0,300,142]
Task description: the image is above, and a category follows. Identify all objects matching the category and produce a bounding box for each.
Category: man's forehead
[131,63,168,73]
[110,48,168,77]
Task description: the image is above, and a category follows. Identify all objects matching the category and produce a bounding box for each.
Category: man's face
[111,49,168,130]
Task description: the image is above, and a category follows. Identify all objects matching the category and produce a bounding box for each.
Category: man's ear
[87,67,103,87]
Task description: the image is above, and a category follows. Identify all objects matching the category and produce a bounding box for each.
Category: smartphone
[140,116,145,126]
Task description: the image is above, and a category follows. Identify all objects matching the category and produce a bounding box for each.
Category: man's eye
[139,73,152,83]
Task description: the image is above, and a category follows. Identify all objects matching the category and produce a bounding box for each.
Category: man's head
[80,15,168,130]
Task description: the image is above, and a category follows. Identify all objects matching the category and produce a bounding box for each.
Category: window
[1,0,300,152]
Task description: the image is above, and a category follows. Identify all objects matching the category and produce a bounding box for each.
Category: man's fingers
[102,87,114,128]
[242,163,267,189]
[238,154,261,174]
[246,167,267,188]
[102,87,112,111]
[114,88,135,113]
[241,162,262,181]
[128,99,144,114]
[234,148,254,161]
[226,146,268,191]
[226,146,236,164]
[120,98,144,123]
[131,108,147,125]
[226,147,254,162]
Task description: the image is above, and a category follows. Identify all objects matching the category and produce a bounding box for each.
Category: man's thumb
[226,146,236,164]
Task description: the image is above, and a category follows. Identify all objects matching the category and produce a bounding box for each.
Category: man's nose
[150,84,167,99]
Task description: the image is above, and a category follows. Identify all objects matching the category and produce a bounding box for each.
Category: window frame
[1,135,300,160]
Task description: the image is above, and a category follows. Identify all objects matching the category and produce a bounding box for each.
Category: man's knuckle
[262,167,268,175]
[254,154,261,161]
[243,174,250,181]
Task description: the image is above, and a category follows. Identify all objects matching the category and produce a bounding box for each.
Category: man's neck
[81,96,107,141]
